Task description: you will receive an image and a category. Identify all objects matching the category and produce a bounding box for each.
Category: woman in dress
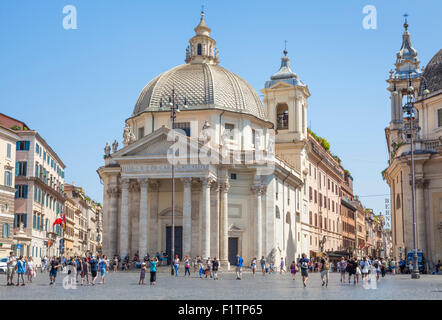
[251,257,257,276]
[26,256,35,283]
[99,255,108,284]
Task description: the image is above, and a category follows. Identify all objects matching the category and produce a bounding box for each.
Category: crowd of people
[4,249,440,288]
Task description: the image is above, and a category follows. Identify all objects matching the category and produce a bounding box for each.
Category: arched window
[197,43,202,55]
[396,194,401,209]
[276,103,288,130]
[275,205,280,219]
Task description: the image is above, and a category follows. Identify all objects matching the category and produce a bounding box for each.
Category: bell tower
[261,48,310,174]
[386,17,422,147]
[261,49,310,144]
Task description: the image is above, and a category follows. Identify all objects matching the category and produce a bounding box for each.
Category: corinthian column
[138,178,149,257]
[220,181,230,267]
[201,177,212,259]
[119,178,130,257]
[106,185,119,256]
[182,178,192,258]
[252,184,263,258]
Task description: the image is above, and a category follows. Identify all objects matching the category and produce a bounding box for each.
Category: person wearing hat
[139,262,147,285]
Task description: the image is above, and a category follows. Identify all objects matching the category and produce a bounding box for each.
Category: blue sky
[1,0,441,216]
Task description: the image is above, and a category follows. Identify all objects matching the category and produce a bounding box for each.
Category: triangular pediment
[269,81,295,90]
[126,134,173,156]
[111,125,218,160]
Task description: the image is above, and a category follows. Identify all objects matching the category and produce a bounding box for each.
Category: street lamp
[400,71,430,279]
[166,88,188,275]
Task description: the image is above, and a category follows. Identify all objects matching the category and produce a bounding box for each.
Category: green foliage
[10,125,21,131]
[381,168,387,180]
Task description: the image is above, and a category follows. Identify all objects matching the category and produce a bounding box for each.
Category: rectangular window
[224,123,235,140]
[6,143,12,159]
[4,171,12,187]
[173,122,191,137]
[314,190,317,203]
[309,187,312,201]
[15,161,27,176]
[252,129,256,148]
[16,141,30,151]
[33,214,36,229]
[439,109,442,127]
[138,127,145,139]
[15,185,28,198]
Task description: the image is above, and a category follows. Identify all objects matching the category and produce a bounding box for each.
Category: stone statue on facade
[201,120,212,143]
[123,124,136,145]
[112,139,119,153]
[104,142,111,158]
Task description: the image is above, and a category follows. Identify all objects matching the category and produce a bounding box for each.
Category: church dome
[132,11,266,120]
[419,49,442,96]
[132,63,266,120]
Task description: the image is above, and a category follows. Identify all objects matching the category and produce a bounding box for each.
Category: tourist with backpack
[320,254,330,287]
[299,253,309,288]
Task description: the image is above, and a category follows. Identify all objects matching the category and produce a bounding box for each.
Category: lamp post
[166,88,188,275]
[394,71,429,279]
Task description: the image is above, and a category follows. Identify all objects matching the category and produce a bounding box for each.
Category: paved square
[1,269,441,300]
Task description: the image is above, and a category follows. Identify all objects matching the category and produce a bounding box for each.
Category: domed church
[98,11,311,267]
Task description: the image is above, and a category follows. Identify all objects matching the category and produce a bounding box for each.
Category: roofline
[126,107,274,128]
[0,113,31,130]
[0,125,20,141]
[16,130,66,169]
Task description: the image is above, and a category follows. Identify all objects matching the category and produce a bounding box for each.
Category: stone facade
[98,13,307,267]
[384,22,442,268]
[0,125,18,257]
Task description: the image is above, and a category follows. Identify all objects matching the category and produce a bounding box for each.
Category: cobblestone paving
[1,268,441,300]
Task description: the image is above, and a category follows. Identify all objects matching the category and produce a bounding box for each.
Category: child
[139,263,146,285]
[290,261,297,280]
[199,260,204,278]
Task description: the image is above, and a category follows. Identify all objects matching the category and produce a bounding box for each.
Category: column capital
[120,178,130,189]
[138,178,149,188]
[220,181,230,193]
[201,177,215,187]
[415,178,429,189]
[251,184,266,195]
[106,186,120,197]
[211,181,220,192]
[149,180,161,191]
[181,177,193,186]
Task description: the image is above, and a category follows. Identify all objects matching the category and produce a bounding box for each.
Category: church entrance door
[166,226,183,264]
[228,237,239,266]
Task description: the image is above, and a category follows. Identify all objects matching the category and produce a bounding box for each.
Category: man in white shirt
[6,251,17,286]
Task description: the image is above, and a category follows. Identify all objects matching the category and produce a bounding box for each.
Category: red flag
[53,218,63,226]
